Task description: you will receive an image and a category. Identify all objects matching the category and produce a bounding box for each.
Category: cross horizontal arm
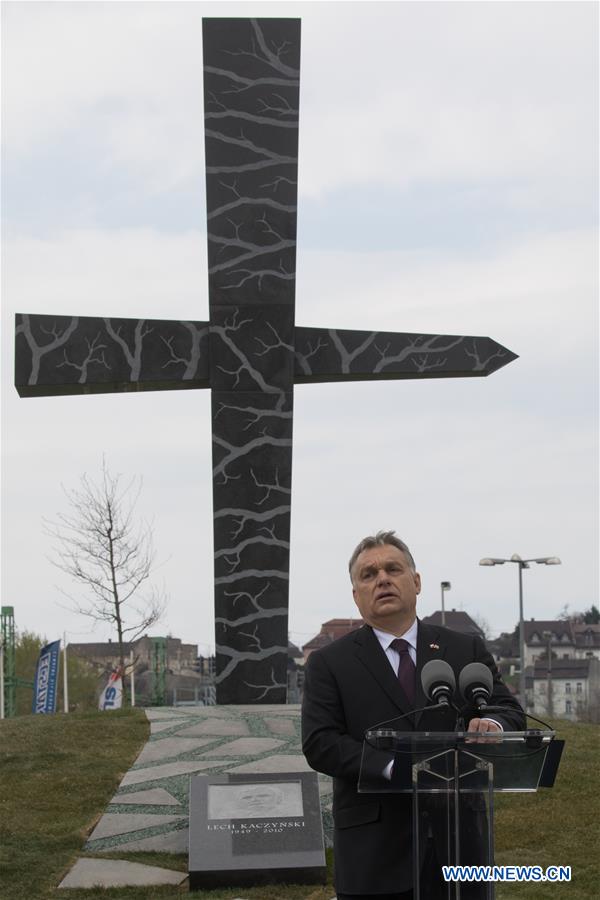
[15,315,517,397]
[15,314,210,397]
[293,326,518,383]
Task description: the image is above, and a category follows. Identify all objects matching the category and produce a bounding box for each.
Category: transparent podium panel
[358,730,556,793]
[358,731,556,900]
[413,749,494,900]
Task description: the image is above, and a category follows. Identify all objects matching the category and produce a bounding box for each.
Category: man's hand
[467,718,501,734]
[466,717,502,743]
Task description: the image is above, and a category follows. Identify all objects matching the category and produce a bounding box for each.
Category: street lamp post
[440,581,451,627]
[479,554,561,711]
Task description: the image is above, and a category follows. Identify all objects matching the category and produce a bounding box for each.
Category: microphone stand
[365,695,463,737]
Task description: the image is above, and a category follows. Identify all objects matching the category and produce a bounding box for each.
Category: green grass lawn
[0,709,334,900]
[494,719,600,900]
[1,711,598,899]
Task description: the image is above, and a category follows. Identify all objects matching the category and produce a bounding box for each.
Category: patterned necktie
[391,638,416,705]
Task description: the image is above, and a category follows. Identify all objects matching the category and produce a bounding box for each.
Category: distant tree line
[557,604,600,625]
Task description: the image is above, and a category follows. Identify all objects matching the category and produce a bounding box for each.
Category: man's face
[351,544,421,632]
[238,786,282,813]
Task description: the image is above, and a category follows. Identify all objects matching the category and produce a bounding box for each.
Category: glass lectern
[358,730,560,900]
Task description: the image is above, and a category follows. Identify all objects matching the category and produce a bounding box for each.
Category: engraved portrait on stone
[208,781,303,820]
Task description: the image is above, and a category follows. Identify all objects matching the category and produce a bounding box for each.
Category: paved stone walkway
[59,704,333,890]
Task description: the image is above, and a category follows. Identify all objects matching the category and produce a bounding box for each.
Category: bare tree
[45,460,166,675]
[471,612,492,640]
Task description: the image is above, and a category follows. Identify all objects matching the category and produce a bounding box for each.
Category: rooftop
[533,658,596,679]
[524,620,573,642]
[420,610,484,637]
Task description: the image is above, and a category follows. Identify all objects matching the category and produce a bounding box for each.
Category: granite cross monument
[14,18,517,704]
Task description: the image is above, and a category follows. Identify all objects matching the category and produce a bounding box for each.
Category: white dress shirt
[373,620,418,673]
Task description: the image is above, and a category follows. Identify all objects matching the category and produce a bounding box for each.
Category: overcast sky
[2,1,598,657]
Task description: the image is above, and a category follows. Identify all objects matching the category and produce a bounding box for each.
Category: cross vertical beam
[203,19,300,703]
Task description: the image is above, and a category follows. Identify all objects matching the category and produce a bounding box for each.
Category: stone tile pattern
[111,788,180,806]
[84,706,333,859]
[59,858,187,888]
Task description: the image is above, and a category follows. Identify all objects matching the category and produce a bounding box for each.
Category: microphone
[459,662,493,711]
[421,660,456,707]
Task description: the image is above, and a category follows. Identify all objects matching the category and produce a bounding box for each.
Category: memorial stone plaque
[188,771,326,890]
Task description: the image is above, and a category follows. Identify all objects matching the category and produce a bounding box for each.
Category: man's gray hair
[348,531,416,582]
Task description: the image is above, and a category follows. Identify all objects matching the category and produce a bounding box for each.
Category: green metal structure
[1,607,16,717]
[150,637,167,706]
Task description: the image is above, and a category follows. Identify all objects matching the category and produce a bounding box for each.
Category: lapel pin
[429,642,440,650]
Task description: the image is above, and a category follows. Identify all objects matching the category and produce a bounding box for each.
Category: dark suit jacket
[301,620,525,895]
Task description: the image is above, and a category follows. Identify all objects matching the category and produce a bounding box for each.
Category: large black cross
[14,19,517,704]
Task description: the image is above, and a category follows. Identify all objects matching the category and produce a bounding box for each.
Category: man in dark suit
[301,531,525,900]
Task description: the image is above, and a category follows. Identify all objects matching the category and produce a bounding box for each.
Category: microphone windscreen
[458,662,493,697]
[421,659,456,698]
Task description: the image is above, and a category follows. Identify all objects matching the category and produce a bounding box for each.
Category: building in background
[523,620,600,667]
[69,635,210,706]
[523,620,576,667]
[69,636,304,706]
[302,618,365,662]
[300,613,600,720]
[520,620,600,719]
[70,635,199,674]
[532,657,600,723]
[571,624,600,659]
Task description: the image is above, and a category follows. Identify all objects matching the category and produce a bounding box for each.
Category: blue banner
[32,640,61,714]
